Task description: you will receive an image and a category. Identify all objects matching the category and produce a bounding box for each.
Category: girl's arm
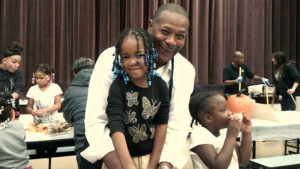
[26,98,37,116]
[111,131,136,169]
[148,124,167,169]
[192,117,241,169]
[236,116,252,166]
[37,94,62,114]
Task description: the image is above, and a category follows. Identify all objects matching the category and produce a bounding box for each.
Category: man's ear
[147,19,153,32]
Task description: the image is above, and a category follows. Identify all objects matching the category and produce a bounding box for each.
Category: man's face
[233,52,245,67]
[148,11,189,67]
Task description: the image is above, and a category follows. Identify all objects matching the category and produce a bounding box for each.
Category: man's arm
[159,55,195,168]
[223,65,238,86]
[251,75,263,81]
[223,79,238,86]
[82,47,116,162]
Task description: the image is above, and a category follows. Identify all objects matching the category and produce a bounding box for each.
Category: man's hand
[236,76,243,83]
[261,78,270,87]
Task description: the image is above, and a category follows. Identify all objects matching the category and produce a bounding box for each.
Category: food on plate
[26,121,72,134]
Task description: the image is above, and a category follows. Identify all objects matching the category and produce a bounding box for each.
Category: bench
[248,154,300,169]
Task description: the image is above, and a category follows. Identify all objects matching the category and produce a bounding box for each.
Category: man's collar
[163,59,172,72]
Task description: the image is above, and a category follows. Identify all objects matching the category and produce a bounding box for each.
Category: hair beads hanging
[112,28,160,86]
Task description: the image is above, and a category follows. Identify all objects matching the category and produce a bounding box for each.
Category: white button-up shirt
[82,47,195,169]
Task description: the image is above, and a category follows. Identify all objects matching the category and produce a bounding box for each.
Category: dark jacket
[63,69,93,152]
[275,63,300,97]
[0,68,24,110]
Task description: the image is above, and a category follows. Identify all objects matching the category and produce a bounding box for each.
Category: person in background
[63,57,104,169]
[189,91,252,169]
[0,41,24,117]
[82,3,195,169]
[271,51,300,111]
[223,51,270,98]
[26,64,62,124]
[0,96,32,169]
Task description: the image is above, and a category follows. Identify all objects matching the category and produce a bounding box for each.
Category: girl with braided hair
[26,64,62,124]
[189,91,252,169]
[105,27,170,169]
[0,96,32,169]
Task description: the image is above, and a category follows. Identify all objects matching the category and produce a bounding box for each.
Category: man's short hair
[72,57,95,74]
[152,3,189,25]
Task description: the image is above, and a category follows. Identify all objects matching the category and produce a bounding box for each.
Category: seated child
[26,64,63,123]
[189,91,252,169]
[105,27,170,169]
[0,96,32,169]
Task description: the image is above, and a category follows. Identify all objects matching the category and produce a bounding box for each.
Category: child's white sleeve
[26,86,34,99]
[189,125,214,150]
[53,83,63,95]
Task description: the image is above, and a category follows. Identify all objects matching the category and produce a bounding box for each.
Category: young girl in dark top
[0,41,24,116]
[189,91,252,169]
[0,96,32,169]
[272,51,300,111]
[105,28,170,169]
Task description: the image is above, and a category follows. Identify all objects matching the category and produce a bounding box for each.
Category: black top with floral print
[106,76,170,157]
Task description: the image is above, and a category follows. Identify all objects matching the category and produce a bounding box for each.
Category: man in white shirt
[82,3,195,169]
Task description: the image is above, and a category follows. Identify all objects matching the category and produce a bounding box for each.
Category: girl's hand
[241,115,252,133]
[36,109,47,115]
[287,88,295,95]
[31,110,38,116]
[227,115,242,138]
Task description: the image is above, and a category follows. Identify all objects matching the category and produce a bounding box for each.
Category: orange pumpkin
[227,94,254,118]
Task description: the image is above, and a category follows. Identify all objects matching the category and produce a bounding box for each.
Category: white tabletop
[19,113,73,143]
[251,110,300,141]
[251,154,300,168]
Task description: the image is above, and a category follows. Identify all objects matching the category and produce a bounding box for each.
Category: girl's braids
[32,64,55,84]
[189,91,220,128]
[112,27,160,85]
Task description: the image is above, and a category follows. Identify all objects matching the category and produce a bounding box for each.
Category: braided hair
[112,27,159,85]
[32,64,55,84]
[189,91,220,127]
